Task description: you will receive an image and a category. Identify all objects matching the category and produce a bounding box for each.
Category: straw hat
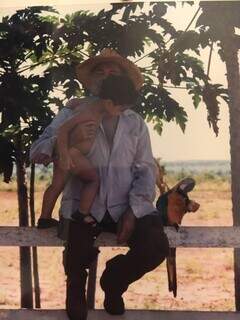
[76,48,143,91]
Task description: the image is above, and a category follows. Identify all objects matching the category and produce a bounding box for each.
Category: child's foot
[37,218,59,229]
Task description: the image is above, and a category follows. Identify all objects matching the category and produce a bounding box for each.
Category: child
[37,74,138,228]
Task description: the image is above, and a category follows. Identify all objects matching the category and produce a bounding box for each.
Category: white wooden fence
[0,226,240,320]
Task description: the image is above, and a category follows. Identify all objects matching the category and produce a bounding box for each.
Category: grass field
[0,174,235,311]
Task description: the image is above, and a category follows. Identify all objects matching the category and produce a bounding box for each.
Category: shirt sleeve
[129,119,157,218]
[30,107,73,162]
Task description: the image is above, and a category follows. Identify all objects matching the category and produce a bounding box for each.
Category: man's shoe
[37,218,59,229]
[66,275,88,320]
[100,274,125,315]
[103,293,125,315]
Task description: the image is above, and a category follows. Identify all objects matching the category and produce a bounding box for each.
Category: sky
[0,0,231,161]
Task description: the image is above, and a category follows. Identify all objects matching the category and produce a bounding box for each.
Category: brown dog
[156,175,200,297]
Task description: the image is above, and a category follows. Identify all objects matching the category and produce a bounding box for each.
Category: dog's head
[156,178,200,228]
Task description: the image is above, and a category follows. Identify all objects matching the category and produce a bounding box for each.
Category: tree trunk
[15,137,33,308]
[221,27,240,311]
[30,163,41,308]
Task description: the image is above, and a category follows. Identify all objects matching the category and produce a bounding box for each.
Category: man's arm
[117,118,156,243]
[128,120,156,217]
[30,107,74,164]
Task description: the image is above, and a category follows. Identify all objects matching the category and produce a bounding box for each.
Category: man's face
[93,62,123,78]
[89,62,124,95]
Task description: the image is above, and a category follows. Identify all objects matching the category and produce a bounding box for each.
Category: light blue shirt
[30,97,157,222]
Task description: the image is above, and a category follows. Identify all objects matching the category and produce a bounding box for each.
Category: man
[30,49,169,320]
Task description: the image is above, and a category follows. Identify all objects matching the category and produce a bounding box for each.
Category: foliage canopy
[0,2,229,182]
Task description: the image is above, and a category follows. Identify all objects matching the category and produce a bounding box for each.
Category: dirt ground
[0,180,235,311]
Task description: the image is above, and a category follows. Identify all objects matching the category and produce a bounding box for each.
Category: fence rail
[0,309,240,320]
[0,226,240,247]
[1,226,240,319]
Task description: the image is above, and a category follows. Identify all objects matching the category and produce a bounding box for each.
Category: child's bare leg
[69,148,99,215]
[40,163,68,219]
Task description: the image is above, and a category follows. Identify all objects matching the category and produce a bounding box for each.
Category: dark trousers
[63,212,169,295]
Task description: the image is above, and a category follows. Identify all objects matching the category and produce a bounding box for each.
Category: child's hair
[98,75,139,105]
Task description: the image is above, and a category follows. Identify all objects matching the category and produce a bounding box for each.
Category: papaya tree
[0,6,58,308]
[39,2,228,135]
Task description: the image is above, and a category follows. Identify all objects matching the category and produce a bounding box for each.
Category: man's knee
[133,216,170,267]
[148,227,170,265]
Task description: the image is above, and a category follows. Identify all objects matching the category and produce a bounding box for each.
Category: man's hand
[32,153,51,166]
[117,208,136,244]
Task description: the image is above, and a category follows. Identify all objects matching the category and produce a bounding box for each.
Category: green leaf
[174,106,188,133]
[152,3,168,17]
[121,5,132,22]
[193,93,201,109]
[153,121,163,135]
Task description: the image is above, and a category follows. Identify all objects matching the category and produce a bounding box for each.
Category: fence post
[16,136,33,308]
[30,163,41,308]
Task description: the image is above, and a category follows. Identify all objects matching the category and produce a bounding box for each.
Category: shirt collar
[121,108,135,116]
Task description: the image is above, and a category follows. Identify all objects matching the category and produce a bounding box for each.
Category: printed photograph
[0,1,239,319]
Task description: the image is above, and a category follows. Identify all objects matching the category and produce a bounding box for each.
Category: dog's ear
[173,177,196,194]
